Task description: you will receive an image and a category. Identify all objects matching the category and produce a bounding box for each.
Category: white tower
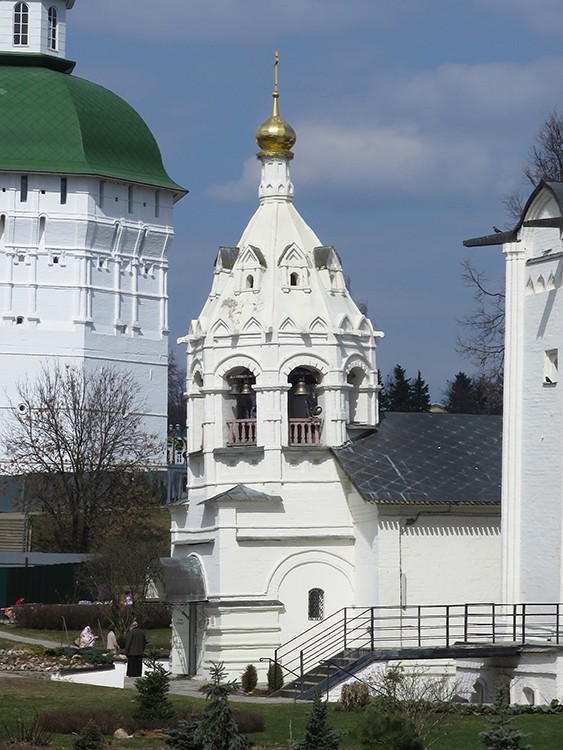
[496,182,563,604]
[0,0,185,451]
[171,60,382,679]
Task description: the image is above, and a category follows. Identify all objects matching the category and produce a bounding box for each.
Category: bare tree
[3,363,159,553]
[461,109,563,375]
[504,109,563,222]
[168,348,186,430]
[456,260,505,379]
[80,470,168,638]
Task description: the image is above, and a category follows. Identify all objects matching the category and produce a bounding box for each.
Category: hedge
[13,602,170,631]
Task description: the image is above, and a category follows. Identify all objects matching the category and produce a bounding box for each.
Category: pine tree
[409,371,430,412]
[479,714,531,749]
[193,662,251,750]
[386,365,413,412]
[377,369,389,412]
[133,658,176,721]
[294,691,340,750]
[445,372,478,414]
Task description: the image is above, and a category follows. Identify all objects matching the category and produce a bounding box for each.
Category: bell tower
[171,57,383,679]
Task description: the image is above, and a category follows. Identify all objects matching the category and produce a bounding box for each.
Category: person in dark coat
[125,621,146,677]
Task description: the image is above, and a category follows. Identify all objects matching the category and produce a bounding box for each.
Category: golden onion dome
[256,53,296,159]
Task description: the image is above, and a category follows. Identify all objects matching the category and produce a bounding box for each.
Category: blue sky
[67,0,563,400]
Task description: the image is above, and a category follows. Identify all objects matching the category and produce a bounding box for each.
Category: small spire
[272,51,279,117]
[255,51,296,159]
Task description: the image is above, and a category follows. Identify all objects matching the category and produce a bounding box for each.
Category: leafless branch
[456,260,505,378]
[1,363,160,552]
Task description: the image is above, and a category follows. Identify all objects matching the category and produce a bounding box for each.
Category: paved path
[0,628,65,648]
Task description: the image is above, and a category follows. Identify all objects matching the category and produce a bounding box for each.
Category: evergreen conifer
[293,691,340,750]
[193,662,251,750]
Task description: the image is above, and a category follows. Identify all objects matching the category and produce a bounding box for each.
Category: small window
[48,6,58,50]
[308,588,324,620]
[128,185,134,214]
[246,274,254,289]
[20,175,28,203]
[60,177,67,205]
[15,315,24,325]
[14,2,29,46]
[53,255,59,265]
[290,272,299,287]
[155,190,160,218]
[545,349,558,385]
[143,263,151,275]
[98,257,106,269]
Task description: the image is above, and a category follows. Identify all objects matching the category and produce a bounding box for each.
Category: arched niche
[287,366,323,445]
[224,366,257,446]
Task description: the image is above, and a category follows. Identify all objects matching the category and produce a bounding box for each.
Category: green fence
[0,563,79,608]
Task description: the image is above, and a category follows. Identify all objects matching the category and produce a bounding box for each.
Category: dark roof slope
[333,412,502,505]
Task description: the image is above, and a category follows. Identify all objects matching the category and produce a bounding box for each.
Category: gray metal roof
[333,412,502,505]
[215,246,240,270]
[0,552,88,567]
[201,483,283,504]
[158,556,207,604]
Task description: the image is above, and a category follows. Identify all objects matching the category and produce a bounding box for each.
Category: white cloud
[206,122,495,201]
[383,58,563,123]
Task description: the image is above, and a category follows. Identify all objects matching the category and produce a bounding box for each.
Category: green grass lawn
[2,677,563,749]
[0,626,171,650]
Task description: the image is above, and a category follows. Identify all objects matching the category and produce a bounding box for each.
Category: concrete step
[0,514,25,551]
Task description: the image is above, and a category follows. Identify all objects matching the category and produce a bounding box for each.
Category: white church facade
[0,0,185,481]
[169,72,504,684]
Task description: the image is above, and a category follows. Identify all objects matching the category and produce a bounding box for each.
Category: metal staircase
[272,603,563,699]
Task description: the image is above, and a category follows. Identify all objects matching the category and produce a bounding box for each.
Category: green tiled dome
[0,60,185,196]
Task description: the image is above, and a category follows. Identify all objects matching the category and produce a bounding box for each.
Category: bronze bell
[240,381,253,396]
[293,378,309,396]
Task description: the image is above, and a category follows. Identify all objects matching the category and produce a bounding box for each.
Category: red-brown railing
[289,418,322,445]
[226,419,257,446]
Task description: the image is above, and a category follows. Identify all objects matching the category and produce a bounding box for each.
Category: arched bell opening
[287,367,323,445]
[347,367,369,424]
[225,367,257,446]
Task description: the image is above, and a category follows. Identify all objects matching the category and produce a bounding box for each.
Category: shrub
[38,710,134,736]
[133,657,176,721]
[13,602,170,631]
[42,646,113,668]
[72,721,106,750]
[479,708,532,750]
[231,710,265,734]
[340,682,371,711]
[360,707,423,750]
[241,664,258,693]
[1,716,52,747]
[165,719,201,750]
[36,707,264,737]
[267,660,284,692]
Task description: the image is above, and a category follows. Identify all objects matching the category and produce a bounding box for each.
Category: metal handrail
[273,602,563,696]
